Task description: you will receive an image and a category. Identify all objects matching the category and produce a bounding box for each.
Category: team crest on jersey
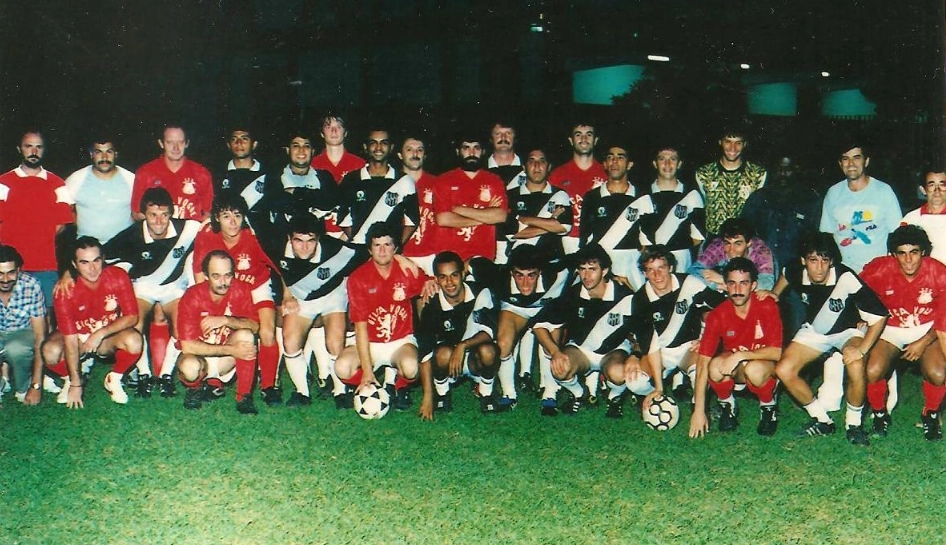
[675,300,689,314]
[141,251,152,260]
[221,179,231,189]
[801,292,809,304]
[597,206,607,218]
[182,178,196,195]
[546,202,558,214]
[255,180,265,194]
[754,320,764,340]
[674,204,688,219]
[317,267,330,280]
[578,307,585,318]
[625,208,639,222]
[384,191,398,207]
[392,283,407,301]
[172,246,185,259]
[279,260,288,270]
[356,190,366,202]
[828,298,844,312]
[236,254,251,271]
[652,311,664,323]
[919,288,934,304]
[479,186,492,202]
[423,188,433,204]
[607,313,621,326]
[443,319,454,332]
[517,201,526,211]
[516,173,527,186]
[104,294,118,312]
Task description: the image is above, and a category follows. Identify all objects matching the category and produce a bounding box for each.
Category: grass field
[2,367,945,545]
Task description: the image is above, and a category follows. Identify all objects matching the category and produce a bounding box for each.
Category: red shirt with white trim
[699,296,782,357]
[402,172,443,257]
[432,168,508,261]
[0,167,74,271]
[548,159,607,238]
[192,226,274,290]
[177,280,255,345]
[312,150,366,235]
[347,260,427,343]
[54,266,138,336]
[860,255,946,329]
[132,157,214,221]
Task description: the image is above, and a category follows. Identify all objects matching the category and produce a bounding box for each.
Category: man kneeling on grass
[43,237,143,409]
[176,250,260,414]
[689,258,782,438]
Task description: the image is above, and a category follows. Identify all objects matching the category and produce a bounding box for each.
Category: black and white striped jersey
[636,181,706,251]
[337,167,419,246]
[416,281,480,360]
[499,183,573,259]
[488,155,527,190]
[278,235,366,301]
[631,273,725,351]
[534,279,641,355]
[578,183,646,250]
[104,219,201,286]
[782,262,888,334]
[279,164,340,221]
[466,257,572,315]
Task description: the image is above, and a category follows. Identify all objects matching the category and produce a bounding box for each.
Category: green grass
[2,369,945,545]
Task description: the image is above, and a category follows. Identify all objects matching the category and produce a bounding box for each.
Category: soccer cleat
[672,383,691,404]
[516,373,537,396]
[586,394,599,407]
[104,372,129,404]
[540,397,559,417]
[845,425,871,447]
[286,392,312,408]
[236,395,258,415]
[871,409,891,437]
[136,374,153,398]
[158,375,177,398]
[43,375,62,394]
[183,387,202,410]
[560,391,585,416]
[434,391,453,413]
[922,411,943,442]
[202,378,225,401]
[605,397,624,419]
[496,396,518,412]
[15,391,26,403]
[757,405,779,436]
[316,376,333,400]
[334,390,354,410]
[795,419,836,438]
[479,394,498,413]
[261,387,283,407]
[717,402,738,432]
[394,387,413,411]
[56,377,71,404]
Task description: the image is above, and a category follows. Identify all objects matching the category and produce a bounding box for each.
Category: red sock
[746,377,777,404]
[235,357,256,401]
[149,322,169,376]
[709,378,735,400]
[257,343,279,390]
[922,381,946,414]
[179,371,205,390]
[395,375,415,390]
[112,349,141,375]
[866,380,888,411]
[48,359,67,377]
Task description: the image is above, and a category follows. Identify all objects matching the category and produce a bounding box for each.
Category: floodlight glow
[740,63,750,70]
[647,55,670,62]
[821,71,830,77]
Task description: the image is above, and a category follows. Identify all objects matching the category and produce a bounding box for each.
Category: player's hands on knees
[902,338,929,361]
[448,348,464,378]
[841,344,866,365]
[550,352,569,377]
[689,412,708,439]
[67,385,84,409]
[80,331,104,356]
[200,316,229,335]
[230,341,257,361]
[281,297,300,316]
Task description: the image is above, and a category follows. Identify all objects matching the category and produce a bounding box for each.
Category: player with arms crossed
[690,258,783,438]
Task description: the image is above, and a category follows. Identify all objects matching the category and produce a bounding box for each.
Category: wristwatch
[30,382,41,390]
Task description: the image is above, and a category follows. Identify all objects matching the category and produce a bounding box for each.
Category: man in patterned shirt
[0,245,48,405]
[695,126,766,235]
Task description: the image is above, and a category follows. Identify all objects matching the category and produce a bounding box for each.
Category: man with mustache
[0,130,74,315]
[64,138,135,244]
[487,120,526,190]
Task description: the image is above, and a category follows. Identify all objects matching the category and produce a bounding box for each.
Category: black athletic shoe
[540,397,559,417]
[560,391,584,416]
[605,397,624,419]
[479,394,498,413]
[672,383,691,404]
[497,396,518,412]
[158,375,177,398]
[516,373,537,397]
[394,388,413,411]
[718,402,738,432]
[871,409,891,437]
[334,389,354,410]
[261,387,283,407]
[434,391,453,413]
[757,405,779,436]
[236,395,258,415]
[136,374,153,398]
[796,419,836,438]
[922,411,943,442]
[202,379,225,402]
[183,387,202,410]
[316,376,333,400]
[286,392,312,408]
[845,425,870,447]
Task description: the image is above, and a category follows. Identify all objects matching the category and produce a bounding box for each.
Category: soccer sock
[845,403,864,427]
[395,375,413,390]
[112,349,141,375]
[48,359,68,377]
[257,343,279,390]
[887,370,899,412]
[434,378,451,396]
[285,351,310,397]
[234,357,256,401]
[518,330,535,378]
[499,354,516,399]
[275,326,285,361]
[308,327,331,381]
[539,350,558,399]
[922,381,946,414]
[865,380,888,411]
[606,379,627,401]
[328,357,346,395]
[709,378,735,406]
[149,322,169,376]
[479,376,494,397]
[584,370,600,397]
[179,371,205,390]
[746,377,777,406]
[559,375,584,397]
[137,337,152,376]
[161,339,181,378]
[383,365,397,387]
[803,398,832,424]
[818,351,844,411]
[671,371,684,389]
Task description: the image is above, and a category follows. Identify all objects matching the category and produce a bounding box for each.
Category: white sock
[559,375,583,397]
[539,350,558,399]
[161,339,180,378]
[518,330,535,378]
[310,327,332,382]
[137,338,152,375]
[383,365,396,387]
[887,370,899,412]
[434,378,451,396]
[818,351,844,411]
[328,357,346,395]
[479,377,494,397]
[275,326,285,361]
[804,398,832,423]
[499,354,516,399]
[606,379,627,401]
[584,370,600,397]
[719,395,736,408]
[285,351,310,397]
[671,371,684,389]
[845,403,864,427]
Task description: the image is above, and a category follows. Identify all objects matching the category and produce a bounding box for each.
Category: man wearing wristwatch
[0,245,47,405]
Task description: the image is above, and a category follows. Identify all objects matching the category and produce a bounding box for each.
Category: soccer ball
[354,384,391,420]
[642,395,680,431]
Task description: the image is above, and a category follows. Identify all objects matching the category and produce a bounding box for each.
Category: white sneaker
[56,377,71,404]
[104,372,128,404]
[15,391,26,403]
[0,376,9,395]
[43,375,62,393]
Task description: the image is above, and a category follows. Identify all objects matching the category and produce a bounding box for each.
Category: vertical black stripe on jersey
[631,273,726,351]
[338,172,418,244]
[104,218,197,286]
[637,186,706,251]
[783,262,888,334]
[467,258,572,312]
[499,185,573,259]
[535,281,637,354]
[279,236,367,301]
[416,284,479,359]
[490,165,526,189]
[578,185,637,247]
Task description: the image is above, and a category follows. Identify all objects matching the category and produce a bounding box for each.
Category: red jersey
[402,172,443,257]
[347,260,428,343]
[177,281,255,345]
[699,297,782,357]
[432,168,508,261]
[192,226,274,289]
[860,255,946,328]
[312,150,366,235]
[132,157,214,221]
[54,266,138,336]
[0,167,74,271]
[548,159,607,237]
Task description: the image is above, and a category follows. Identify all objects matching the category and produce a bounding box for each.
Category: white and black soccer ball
[354,384,391,420]
[642,395,680,431]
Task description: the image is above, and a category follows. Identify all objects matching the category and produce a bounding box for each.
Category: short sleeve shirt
[347,261,428,343]
[0,272,45,332]
[54,267,138,336]
[177,281,255,345]
[699,297,782,357]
